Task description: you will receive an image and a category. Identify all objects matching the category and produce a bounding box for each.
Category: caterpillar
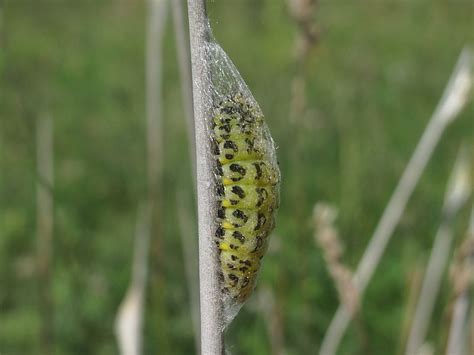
[212,92,280,308]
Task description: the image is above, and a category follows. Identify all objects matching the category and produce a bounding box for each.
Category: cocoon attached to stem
[187,1,280,353]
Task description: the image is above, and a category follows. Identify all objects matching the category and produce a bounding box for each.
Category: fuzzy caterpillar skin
[212,93,280,305]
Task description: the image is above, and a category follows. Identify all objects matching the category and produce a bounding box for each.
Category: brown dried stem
[313,203,359,317]
[287,0,319,123]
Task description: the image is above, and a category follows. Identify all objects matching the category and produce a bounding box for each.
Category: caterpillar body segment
[218,160,280,187]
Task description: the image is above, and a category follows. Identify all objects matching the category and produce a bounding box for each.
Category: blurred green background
[1,0,473,354]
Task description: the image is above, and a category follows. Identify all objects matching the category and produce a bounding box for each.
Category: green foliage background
[1,0,473,354]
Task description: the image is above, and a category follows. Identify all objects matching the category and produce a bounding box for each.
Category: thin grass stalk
[36,113,54,354]
[445,206,474,355]
[470,311,474,354]
[146,0,167,202]
[171,2,200,347]
[320,47,473,355]
[187,0,224,353]
[0,0,3,46]
[397,263,424,355]
[145,0,168,350]
[171,0,195,177]
[417,343,434,355]
[405,147,471,355]
[313,203,359,316]
[447,294,470,355]
[176,190,200,354]
[287,0,319,123]
[115,204,151,355]
[257,286,286,355]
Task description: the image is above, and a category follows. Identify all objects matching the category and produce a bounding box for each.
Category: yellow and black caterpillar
[212,93,280,305]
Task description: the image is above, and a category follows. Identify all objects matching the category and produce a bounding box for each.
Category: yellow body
[213,93,280,303]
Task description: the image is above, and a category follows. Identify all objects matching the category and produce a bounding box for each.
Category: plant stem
[36,113,54,355]
[146,0,168,351]
[445,207,474,355]
[115,204,151,355]
[176,190,201,354]
[172,0,196,177]
[187,0,224,354]
[172,0,200,350]
[146,0,167,202]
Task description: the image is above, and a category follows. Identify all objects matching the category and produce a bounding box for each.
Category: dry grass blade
[417,343,434,355]
[171,0,196,177]
[446,206,474,355]
[405,147,471,355]
[256,286,286,355]
[398,262,424,355]
[115,0,167,353]
[172,0,199,350]
[115,204,151,355]
[313,203,359,316]
[176,190,200,354]
[470,310,474,354]
[36,113,54,354]
[146,0,168,199]
[287,0,319,123]
[320,47,473,355]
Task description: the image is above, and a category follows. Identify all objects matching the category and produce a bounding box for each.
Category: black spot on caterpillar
[232,231,245,243]
[231,185,245,199]
[213,92,280,304]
